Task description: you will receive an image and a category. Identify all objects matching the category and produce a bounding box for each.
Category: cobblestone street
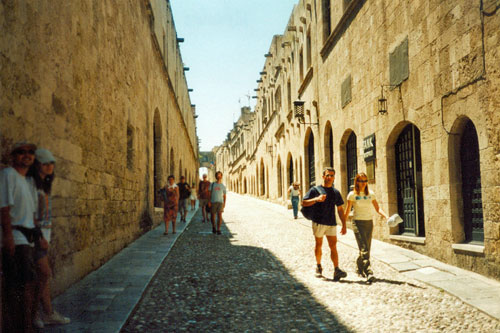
[122,193,500,332]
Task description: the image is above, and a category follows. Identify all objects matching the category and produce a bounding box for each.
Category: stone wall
[216,0,500,280]
[0,0,198,294]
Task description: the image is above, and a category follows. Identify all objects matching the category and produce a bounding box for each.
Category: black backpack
[300,186,326,220]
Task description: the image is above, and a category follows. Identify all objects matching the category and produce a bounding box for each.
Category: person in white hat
[343,172,388,283]
[0,141,39,332]
[28,148,70,327]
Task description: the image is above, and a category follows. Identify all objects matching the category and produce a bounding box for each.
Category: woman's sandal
[163,232,168,235]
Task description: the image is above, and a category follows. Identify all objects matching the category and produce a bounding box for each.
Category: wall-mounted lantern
[378,85,397,115]
[378,86,387,115]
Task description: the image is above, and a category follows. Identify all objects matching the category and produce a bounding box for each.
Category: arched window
[324,122,334,167]
[305,129,315,189]
[346,132,357,190]
[460,120,484,242]
[395,124,425,236]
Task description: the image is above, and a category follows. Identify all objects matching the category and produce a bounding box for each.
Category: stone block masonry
[216,0,500,281]
[0,0,199,294]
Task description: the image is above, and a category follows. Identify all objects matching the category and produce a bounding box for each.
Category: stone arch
[299,156,303,192]
[339,129,357,196]
[153,109,162,208]
[386,122,425,236]
[324,121,334,168]
[277,155,283,198]
[286,152,294,188]
[304,127,316,190]
[260,158,266,196]
[448,117,484,243]
[266,166,270,199]
[169,147,175,176]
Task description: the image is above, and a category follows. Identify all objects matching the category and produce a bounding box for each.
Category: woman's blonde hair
[354,172,369,195]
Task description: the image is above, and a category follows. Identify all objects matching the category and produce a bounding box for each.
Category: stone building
[0,0,199,294]
[215,0,500,280]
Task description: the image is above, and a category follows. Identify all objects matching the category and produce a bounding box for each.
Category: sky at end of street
[170,0,298,152]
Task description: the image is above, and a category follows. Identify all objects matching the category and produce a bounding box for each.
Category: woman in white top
[343,172,387,283]
[287,182,302,219]
[189,183,197,211]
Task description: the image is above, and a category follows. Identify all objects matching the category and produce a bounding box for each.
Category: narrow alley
[120,193,500,332]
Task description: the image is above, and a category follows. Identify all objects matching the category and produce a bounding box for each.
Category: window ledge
[389,235,426,245]
[452,243,484,254]
[298,67,314,98]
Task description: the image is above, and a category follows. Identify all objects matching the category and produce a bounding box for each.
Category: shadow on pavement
[122,210,352,332]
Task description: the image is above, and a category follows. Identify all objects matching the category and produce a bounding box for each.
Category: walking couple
[302,168,387,283]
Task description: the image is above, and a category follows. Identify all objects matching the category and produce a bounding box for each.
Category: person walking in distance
[343,172,387,283]
[162,175,179,235]
[29,149,70,328]
[302,168,347,281]
[177,176,190,223]
[287,182,302,219]
[208,171,226,235]
[0,142,39,332]
[198,174,210,223]
[189,182,197,211]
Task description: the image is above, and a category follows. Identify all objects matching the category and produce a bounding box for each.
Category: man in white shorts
[302,168,347,281]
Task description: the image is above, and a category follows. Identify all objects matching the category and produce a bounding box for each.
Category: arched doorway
[346,132,357,191]
[324,122,334,167]
[170,148,175,176]
[395,124,425,236]
[153,111,162,208]
[460,120,484,242]
[260,159,265,196]
[287,153,294,187]
[277,156,283,198]
[305,128,316,189]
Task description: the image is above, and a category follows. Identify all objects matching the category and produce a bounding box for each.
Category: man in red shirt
[197,174,211,223]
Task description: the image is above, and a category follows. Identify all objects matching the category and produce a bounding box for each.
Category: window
[322,0,331,41]
[299,47,304,81]
[343,0,352,11]
[275,86,282,112]
[287,80,292,112]
[307,29,312,68]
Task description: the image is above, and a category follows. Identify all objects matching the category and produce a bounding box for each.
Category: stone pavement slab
[44,206,199,333]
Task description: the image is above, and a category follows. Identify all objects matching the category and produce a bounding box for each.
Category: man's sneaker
[366,273,375,283]
[42,310,70,325]
[315,264,323,277]
[33,313,44,329]
[333,267,347,281]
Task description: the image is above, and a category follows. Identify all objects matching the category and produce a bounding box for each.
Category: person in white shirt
[287,182,302,219]
[0,141,39,332]
[343,172,387,283]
